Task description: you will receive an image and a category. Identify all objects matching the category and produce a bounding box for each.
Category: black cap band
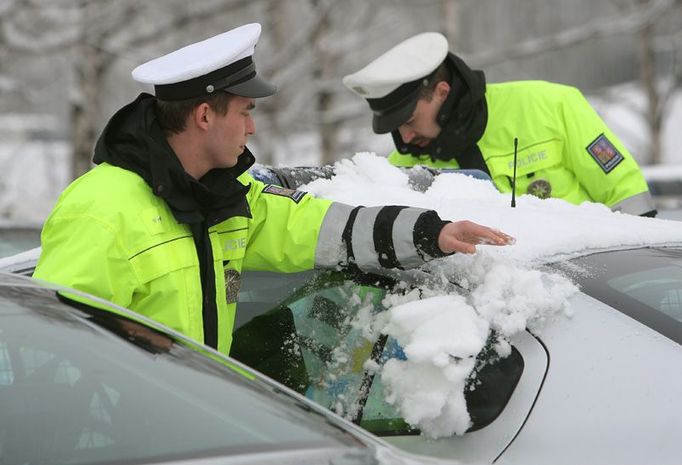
[367,78,424,116]
[155,57,256,100]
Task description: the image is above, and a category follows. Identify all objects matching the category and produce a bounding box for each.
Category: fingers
[474,226,516,246]
[438,221,515,254]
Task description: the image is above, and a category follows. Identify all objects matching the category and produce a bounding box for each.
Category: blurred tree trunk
[70,29,107,178]
[257,0,286,166]
[440,0,461,49]
[637,0,663,164]
[311,0,339,166]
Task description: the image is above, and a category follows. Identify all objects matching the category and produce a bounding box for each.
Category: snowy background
[1,0,681,225]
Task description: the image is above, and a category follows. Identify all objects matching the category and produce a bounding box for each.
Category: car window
[231,270,524,436]
[0,285,365,465]
[607,265,682,321]
[559,247,682,345]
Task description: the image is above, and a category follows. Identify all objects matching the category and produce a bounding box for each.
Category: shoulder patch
[262,184,307,203]
[586,134,624,173]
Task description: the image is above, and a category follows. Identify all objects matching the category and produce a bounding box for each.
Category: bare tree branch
[261,0,337,78]
[466,0,677,67]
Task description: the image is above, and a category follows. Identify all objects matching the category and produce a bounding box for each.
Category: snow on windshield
[302,152,682,438]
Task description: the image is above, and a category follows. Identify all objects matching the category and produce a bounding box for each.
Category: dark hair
[155,92,234,135]
[418,62,452,101]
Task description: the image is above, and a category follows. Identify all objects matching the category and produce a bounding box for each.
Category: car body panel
[499,292,682,465]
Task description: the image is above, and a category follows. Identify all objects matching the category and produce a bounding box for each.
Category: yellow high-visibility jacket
[34,164,441,354]
[34,93,446,355]
[34,164,332,354]
[389,81,655,215]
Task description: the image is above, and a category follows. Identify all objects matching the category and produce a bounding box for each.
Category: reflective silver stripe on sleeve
[393,207,430,269]
[351,207,382,271]
[610,191,656,216]
[315,202,354,268]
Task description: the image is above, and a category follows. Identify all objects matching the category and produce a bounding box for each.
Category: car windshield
[232,269,524,436]
[0,283,366,465]
[558,246,682,345]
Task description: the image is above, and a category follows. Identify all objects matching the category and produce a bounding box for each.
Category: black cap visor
[368,79,423,134]
[226,74,277,98]
[372,97,418,134]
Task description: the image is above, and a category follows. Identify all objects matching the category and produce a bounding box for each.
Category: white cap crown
[132,23,276,100]
[343,32,449,98]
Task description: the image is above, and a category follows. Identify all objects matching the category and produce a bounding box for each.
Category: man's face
[396,81,450,148]
[206,95,256,168]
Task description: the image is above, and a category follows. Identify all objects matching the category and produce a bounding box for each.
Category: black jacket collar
[93,93,253,226]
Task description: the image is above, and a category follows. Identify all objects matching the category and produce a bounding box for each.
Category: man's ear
[435,81,450,101]
[192,102,211,131]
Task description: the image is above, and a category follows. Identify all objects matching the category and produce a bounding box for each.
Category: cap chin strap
[205,62,256,94]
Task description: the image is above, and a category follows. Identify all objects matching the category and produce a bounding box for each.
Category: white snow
[0,141,69,225]
[301,152,682,438]
[380,294,488,437]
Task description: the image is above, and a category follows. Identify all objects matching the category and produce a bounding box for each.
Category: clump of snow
[372,255,577,438]
[380,294,489,437]
[301,152,682,438]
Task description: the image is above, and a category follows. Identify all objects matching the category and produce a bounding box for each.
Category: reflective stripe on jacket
[388,81,654,215]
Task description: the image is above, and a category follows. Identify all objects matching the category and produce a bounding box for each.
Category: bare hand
[438,220,515,254]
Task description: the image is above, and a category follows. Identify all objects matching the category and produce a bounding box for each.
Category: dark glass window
[558,247,682,345]
[232,270,524,436]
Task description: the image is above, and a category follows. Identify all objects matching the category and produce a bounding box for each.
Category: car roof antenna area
[511,137,518,208]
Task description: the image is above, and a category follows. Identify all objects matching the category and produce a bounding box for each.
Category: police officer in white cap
[344,32,656,217]
[34,24,514,356]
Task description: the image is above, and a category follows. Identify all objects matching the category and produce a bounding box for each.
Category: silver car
[0,268,458,465]
[226,245,682,465]
[4,241,682,464]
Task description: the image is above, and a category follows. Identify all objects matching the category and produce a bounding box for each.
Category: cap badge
[527,179,552,199]
[225,269,241,303]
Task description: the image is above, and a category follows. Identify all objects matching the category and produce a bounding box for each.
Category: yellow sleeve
[33,210,137,309]
[241,173,333,272]
[560,86,652,211]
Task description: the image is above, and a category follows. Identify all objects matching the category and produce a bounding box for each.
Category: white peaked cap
[132,23,276,100]
[342,32,449,133]
[342,32,449,99]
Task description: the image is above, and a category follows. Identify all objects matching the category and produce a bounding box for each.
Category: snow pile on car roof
[302,152,682,438]
[304,152,682,263]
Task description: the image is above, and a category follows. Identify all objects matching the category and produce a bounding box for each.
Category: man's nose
[246,115,256,135]
[398,126,415,143]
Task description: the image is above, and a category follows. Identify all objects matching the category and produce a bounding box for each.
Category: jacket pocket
[129,236,198,284]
